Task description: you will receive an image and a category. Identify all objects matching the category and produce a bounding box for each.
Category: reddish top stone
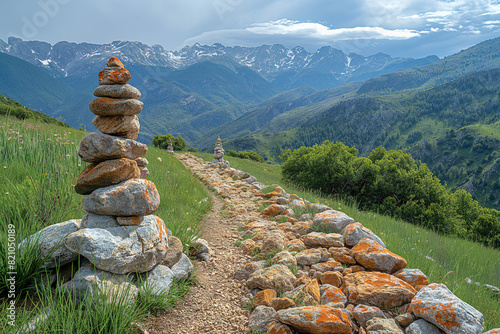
[107,56,124,68]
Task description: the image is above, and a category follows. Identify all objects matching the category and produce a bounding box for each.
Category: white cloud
[246,19,420,40]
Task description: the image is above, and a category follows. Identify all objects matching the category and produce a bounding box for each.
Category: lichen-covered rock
[249,305,277,333]
[234,261,267,280]
[247,264,297,293]
[394,268,429,291]
[483,329,500,334]
[286,239,307,253]
[78,132,147,163]
[19,219,81,269]
[342,222,385,247]
[303,232,344,248]
[267,321,294,334]
[405,319,443,334]
[276,305,353,334]
[255,289,277,307]
[330,247,356,265]
[353,304,386,328]
[295,248,322,266]
[116,216,144,226]
[318,271,343,287]
[395,313,415,328]
[82,179,159,216]
[311,260,342,273]
[343,272,416,309]
[320,284,347,305]
[271,250,297,267]
[350,238,406,273]
[75,158,140,195]
[411,283,484,334]
[308,203,332,212]
[98,67,131,85]
[270,297,296,311]
[92,115,140,140]
[65,215,168,274]
[312,210,354,233]
[365,318,403,334]
[262,204,289,216]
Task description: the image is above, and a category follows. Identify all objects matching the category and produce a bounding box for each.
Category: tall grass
[202,153,500,330]
[146,147,212,246]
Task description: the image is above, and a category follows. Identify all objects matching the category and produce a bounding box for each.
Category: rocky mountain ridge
[0,37,439,89]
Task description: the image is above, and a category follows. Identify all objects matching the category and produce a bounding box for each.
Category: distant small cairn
[166,139,174,153]
[212,136,229,167]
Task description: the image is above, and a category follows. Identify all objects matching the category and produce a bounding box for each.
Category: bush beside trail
[281,140,500,248]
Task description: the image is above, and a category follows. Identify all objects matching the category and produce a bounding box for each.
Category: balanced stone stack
[212,136,229,167]
[68,57,169,275]
[166,139,174,153]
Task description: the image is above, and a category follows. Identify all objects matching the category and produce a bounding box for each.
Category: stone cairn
[166,139,174,153]
[20,57,193,305]
[212,135,229,167]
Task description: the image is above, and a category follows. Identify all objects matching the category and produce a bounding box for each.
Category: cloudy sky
[1,0,500,58]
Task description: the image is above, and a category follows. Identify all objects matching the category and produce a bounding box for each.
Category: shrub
[227,150,265,163]
[152,134,187,151]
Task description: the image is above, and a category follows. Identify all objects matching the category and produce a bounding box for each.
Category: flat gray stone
[405,319,443,334]
[78,132,148,163]
[171,253,193,280]
[313,210,354,233]
[19,219,81,269]
[65,215,168,274]
[82,178,159,216]
[94,84,141,99]
[248,305,277,333]
[80,212,117,229]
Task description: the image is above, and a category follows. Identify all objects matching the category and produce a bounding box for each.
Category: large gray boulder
[411,283,483,334]
[342,222,385,247]
[18,219,81,269]
[82,178,160,216]
[65,215,168,274]
[248,306,277,333]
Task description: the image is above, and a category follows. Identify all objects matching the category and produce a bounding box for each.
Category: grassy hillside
[223,69,500,209]
[195,152,499,330]
[0,52,73,114]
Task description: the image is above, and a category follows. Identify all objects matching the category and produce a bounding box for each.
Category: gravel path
[145,155,259,333]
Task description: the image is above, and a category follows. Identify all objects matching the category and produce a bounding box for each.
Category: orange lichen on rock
[107,56,124,68]
[276,305,352,334]
[350,238,406,273]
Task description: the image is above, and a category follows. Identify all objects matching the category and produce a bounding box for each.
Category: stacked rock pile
[212,136,229,167]
[20,57,193,304]
[166,139,174,153]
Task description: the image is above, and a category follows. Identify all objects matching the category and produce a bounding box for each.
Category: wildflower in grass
[157,157,162,162]
[3,166,6,168]
[66,154,71,157]
[5,192,9,195]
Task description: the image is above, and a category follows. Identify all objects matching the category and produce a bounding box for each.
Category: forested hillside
[223,69,500,209]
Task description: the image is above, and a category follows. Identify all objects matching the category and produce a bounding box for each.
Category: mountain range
[1,36,500,209]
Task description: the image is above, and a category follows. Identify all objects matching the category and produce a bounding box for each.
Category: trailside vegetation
[227,150,265,163]
[281,141,500,248]
[152,134,188,151]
